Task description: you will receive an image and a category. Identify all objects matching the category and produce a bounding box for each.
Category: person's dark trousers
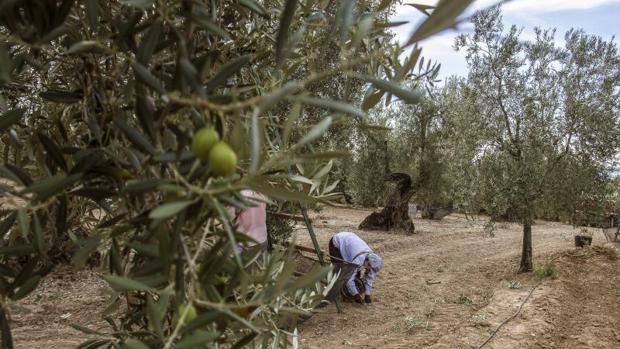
[328,237,343,263]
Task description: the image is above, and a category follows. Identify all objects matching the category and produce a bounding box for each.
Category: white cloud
[412,33,468,78]
[393,0,620,27]
[497,0,620,13]
[390,0,620,79]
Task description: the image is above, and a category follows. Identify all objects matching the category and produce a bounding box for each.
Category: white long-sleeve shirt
[332,232,380,296]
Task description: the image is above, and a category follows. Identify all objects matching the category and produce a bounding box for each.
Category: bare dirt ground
[296,207,620,349]
[10,267,109,348]
[7,207,620,348]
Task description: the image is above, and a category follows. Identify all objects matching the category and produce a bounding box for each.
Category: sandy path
[296,207,615,348]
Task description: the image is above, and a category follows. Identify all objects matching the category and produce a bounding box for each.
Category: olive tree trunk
[519,220,533,272]
[358,173,415,234]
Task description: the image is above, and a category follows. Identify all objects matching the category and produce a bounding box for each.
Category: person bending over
[329,231,382,304]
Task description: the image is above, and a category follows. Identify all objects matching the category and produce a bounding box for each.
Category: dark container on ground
[574,235,592,247]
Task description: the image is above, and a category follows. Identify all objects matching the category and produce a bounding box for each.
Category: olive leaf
[132,62,165,94]
[149,201,193,220]
[290,96,365,119]
[275,0,298,65]
[137,20,162,64]
[238,0,268,17]
[0,108,24,131]
[39,90,83,103]
[357,75,423,104]
[85,0,99,31]
[205,55,253,92]
[103,274,152,292]
[120,0,154,9]
[24,173,82,201]
[406,0,473,45]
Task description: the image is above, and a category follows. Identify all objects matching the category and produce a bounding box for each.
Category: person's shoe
[354,294,364,304]
[364,295,372,304]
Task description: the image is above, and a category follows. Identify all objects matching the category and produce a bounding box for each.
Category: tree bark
[519,220,533,272]
[358,173,415,234]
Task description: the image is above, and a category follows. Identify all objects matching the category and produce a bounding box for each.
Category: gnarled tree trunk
[358,173,415,234]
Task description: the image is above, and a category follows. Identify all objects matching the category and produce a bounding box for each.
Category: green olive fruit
[163,189,187,203]
[191,128,219,162]
[173,303,197,327]
[208,142,237,176]
[160,184,187,203]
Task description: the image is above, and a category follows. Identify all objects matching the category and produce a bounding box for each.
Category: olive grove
[0,0,475,348]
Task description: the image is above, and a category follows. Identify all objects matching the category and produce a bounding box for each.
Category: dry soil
[296,207,620,349]
[8,207,620,349]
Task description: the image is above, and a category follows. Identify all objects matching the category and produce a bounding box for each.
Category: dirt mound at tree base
[484,245,620,349]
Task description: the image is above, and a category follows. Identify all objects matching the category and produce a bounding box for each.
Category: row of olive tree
[346,7,619,273]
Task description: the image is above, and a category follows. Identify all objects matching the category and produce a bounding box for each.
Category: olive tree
[455,7,620,272]
[387,91,452,214]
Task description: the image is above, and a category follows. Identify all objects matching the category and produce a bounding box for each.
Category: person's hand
[364,295,372,304]
[354,294,364,304]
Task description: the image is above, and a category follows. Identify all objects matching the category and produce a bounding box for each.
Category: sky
[391,0,620,80]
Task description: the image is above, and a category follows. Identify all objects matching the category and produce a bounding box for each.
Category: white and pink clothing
[229,190,268,248]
